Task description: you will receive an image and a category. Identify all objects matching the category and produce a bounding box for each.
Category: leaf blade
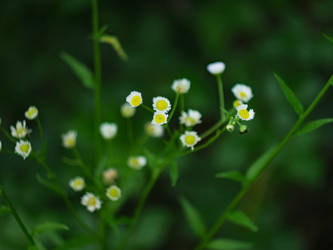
[32,222,69,236]
[169,162,179,186]
[227,210,258,232]
[216,171,246,183]
[100,35,128,61]
[207,238,252,250]
[323,33,333,44]
[294,118,333,136]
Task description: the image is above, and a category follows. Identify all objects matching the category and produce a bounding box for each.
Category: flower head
[10,120,30,139]
[236,104,255,121]
[100,122,117,140]
[180,131,201,150]
[153,96,171,113]
[152,112,168,125]
[145,123,164,138]
[106,185,122,201]
[62,130,77,149]
[207,61,225,75]
[69,177,85,191]
[103,168,118,184]
[231,84,253,103]
[81,193,102,212]
[233,100,243,109]
[120,103,136,118]
[25,106,39,120]
[15,140,32,159]
[172,78,191,94]
[126,91,143,108]
[128,156,147,170]
[179,109,202,127]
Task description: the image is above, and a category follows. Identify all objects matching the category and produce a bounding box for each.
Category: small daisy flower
[207,61,225,75]
[81,193,102,212]
[15,140,32,159]
[179,109,202,127]
[180,131,201,150]
[69,177,85,191]
[103,168,118,184]
[10,120,30,139]
[145,123,164,138]
[100,122,117,140]
[106,185,122,201]
[231,84,253,103]
[25,106,39,120]
[126,91,143,108]
[171,78,191,94]
[120,103,136,118]
[128,156,147,170]
[152,112,168,125]
[62,130,77,149]
[236,104,255,121]
[152,96,171,113]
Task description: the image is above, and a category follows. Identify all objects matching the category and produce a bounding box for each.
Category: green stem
[200,119,224,140]
[168,93,180,122]
[179,94,185,131]
[216,74,225,121]
[141,104,154,113]
[72,148,93,179]
[1,127,16,143]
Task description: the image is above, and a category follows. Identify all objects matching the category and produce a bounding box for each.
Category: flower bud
[103,168,118,184]
[239,124,248,134]
[226,124,234,132]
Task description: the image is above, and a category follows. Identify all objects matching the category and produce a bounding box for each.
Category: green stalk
[168,92,180,122]
[141,104,154,113]
[216,74,225,121]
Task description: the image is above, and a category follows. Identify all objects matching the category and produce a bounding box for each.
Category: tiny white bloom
[233,99,243,108]
[145,123,164,138]
[106,185,122,201]
[180,131,201,150]
[207,61,225,75]
[120,103,136,118]
[179,109,202,127]
[231,84,253,103]
[25,106,39,120]
[128,156,147,170]
[15,140,32,159]
[69,177,85,191]
[126,91,143,108]
[10,120,30,139]
[62,130,77,149]
[171,78,191,94]
[236,104,255,121]
[152,111,168,125]
[103,168,118,184]
[100,122,117,140]
[81,193,102,212]
[152,96,171,113]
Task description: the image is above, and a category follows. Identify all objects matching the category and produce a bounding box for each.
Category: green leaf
[180,197,206,238]
[294,118,333,136]
[60,52,94,89]
[36,174,64,195]
[274,73,303,115]
[169,161,179,186]
[216,171,246,183]
[207,238,252,250]
[32,222,69,236]
[0,205,11,216]
[227,210,258,232]
[55,235,96,250]
[323,33,333,44]
[100,35,128,61]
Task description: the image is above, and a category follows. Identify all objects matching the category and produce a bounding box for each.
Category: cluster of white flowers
[231,84,255,122]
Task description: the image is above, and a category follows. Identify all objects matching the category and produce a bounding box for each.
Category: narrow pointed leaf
[61,52,94,89]
[180,198,206,237]
[207,238,252,250]
[32,222,69,236]
[100,35,128,61]
[216,171,246,183]
[274,73,303,115]
[227,210,258,232]
[294,118,333,136]
[323,33,333,44]
[36,174,64,195]
[169,161,179,186]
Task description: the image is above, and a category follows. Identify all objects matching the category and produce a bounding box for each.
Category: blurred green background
[1,0,333,249]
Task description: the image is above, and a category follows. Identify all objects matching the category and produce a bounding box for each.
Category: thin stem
[36,118,43,145]
[126,119,134,145]
[1,127,16,143]
[168,92,180,122]
[200,119,224,140]
[72,148,93,179]
[216,74,225,121]
[141,104,154,113]
[179,94,185,131]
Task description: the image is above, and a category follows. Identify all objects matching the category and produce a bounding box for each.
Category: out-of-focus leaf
[36,174,64,195]
[32,222,69,236]
[274,73,303,115]
[216,171,246,183]
[180,197,206,238]
[0,205,11,216]
[323,33,333,44]
[55,235,96,250]
[60,52,94,89]
[294,118,333,136]
[207,238,252,249]
[100,35,128,61]
[169,161,179,186]
[227,210,258,232]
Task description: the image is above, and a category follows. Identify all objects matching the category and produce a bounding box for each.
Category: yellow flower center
[240,91,247,98]
[154,114,166,124]
[156,100,168,111]
[17,127,25,135]
[87,197,97,206]
[74,179,83,188]
[20,144,30,153]
[185,117,196,125]
[108,188,119,198]
[130,158,139,167]
[185,135,196,145]
[27,109,36,117]
[239,109,250,119]
[233,100,242,108]
[130,95,142,107]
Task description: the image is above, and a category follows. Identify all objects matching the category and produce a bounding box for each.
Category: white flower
[236,104,255,121]
[171,78,191,94]
[233,99,243,108]
[69,177,85,191]
[179,109,202,127]
[100,123,117,140]
[180,131,201,150]
[231,84,253,103]
[120,103,136,118]
[62,130,77,149]
[145,123,164,138]
[10,120,30,139]
[81,193,102,212]
[152,112,168,125]
[25,106,39,120]
[126,91,143,107]
[152,96,171,113]
[15,140,32,159]
[103,168,118,184]
[207,61,225,75]
[128,156,147,170]
[106,185,121,201]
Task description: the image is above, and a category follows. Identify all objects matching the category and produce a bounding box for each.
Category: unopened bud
[239,124,248,134]
[103,168,118,184]
[226,124,234,132]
